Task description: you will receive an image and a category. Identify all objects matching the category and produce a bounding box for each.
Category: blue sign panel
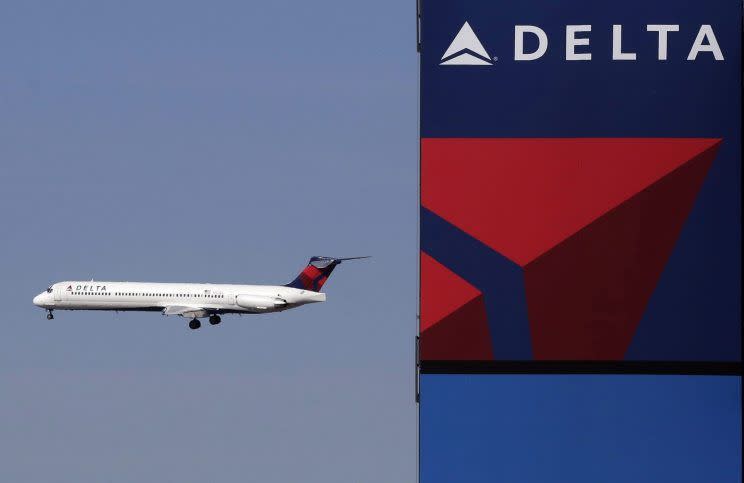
[419,0,741,363]
[420,374,742,483]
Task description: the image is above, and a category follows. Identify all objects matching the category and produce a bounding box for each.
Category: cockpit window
[46,286,53,293]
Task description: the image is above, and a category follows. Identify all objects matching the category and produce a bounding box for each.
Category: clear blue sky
[0,1,417,482]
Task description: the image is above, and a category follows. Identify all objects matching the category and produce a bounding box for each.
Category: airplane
[32,256,368,329]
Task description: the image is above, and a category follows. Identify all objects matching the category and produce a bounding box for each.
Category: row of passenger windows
[71,292,224,298]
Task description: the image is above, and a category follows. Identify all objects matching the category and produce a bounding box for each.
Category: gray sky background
[0,1,417,482]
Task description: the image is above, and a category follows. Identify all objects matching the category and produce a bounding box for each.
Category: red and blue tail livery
[286,256,370,292]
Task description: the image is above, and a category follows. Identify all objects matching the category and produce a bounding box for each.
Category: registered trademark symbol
[493,56,498,61]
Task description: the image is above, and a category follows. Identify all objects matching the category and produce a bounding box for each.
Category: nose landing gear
[46,309,54,320]
[209,315,221,325]
[188,318,201,330]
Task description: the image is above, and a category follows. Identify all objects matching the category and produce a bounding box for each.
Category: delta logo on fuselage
[440,21,725,65]
[67,284,107,292]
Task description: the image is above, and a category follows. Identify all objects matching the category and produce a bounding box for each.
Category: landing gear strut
[46,309,54,320]
[209,315,221,325]
[188,318,201,330]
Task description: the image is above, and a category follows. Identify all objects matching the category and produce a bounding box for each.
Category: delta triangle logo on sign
[440,20,726,65]
[440,22,493,65]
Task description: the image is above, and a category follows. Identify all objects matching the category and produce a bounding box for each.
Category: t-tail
[285,256,370,292]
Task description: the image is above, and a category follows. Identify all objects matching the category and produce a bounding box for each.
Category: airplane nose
[33,293,45,306]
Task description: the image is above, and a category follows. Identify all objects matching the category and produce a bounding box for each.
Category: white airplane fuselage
[33,281,325,319]
[33,256,366,329]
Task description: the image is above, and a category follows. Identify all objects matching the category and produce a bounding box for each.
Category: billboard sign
[419,0,741,367]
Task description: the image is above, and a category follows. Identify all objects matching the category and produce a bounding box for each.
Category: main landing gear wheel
[188,319,201,330]
[209,315,221,325]
[46,310,54,320]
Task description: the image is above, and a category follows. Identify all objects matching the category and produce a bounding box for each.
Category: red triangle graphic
[524,145,719,359]
[422,138,722,267]
[420,252,492,360]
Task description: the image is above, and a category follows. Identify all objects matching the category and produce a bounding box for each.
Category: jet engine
[236,294,287,311]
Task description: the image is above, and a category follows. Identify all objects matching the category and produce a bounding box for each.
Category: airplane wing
[162,305,211,316]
